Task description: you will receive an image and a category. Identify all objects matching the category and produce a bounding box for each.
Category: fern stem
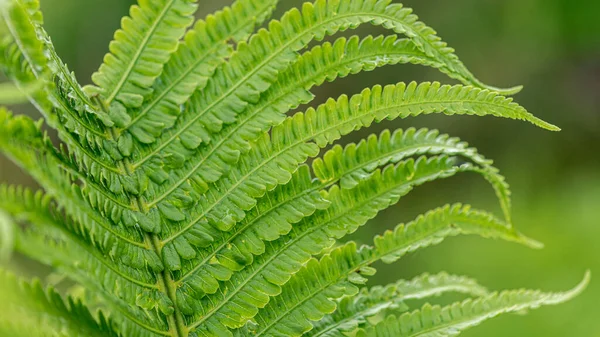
[129,171,187,337]
[104,110,185,335]
[150,234,189,337]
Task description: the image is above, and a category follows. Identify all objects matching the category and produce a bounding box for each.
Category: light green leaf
[0,268,120,337]
[358,272,590,337]
[309,272,490,337]
[91,0,198,109]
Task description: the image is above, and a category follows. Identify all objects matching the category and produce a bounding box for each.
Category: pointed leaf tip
[486,84,524,96]
[572,270,591,298]
[515,231,544,250]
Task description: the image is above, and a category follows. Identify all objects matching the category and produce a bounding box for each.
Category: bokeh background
[2,0,598,335]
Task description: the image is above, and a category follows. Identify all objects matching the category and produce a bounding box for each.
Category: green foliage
[356,271,590,337]
[0,269,118,337]
[0,0,586,336]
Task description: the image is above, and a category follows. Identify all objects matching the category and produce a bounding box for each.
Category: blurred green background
[3,0,599,335]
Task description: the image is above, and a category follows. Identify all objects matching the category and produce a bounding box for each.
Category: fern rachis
[0,0,587,337]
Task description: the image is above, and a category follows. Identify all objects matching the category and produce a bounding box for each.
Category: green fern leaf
[171,165,328,301]
[357,272,590,336]
[131,33,438,175]
[0,109,163,317]
[130,36,444,236]
[123,0,281,146]
[313,127,513,222]
[308,272,490,337]
[156,82,552,258]
[183,157,497,335]
[384,272,490,301]
[0,0,133,202]
[245,204,539,337]
[171,128,503,316]
[0,1,583,336]
[128,0,524,216]
[90,0,198,110]
[0,269,119,337]
[128,0,522,196]
[0,184,169,336]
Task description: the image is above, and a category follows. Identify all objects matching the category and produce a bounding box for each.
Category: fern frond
[0,184,157,291]
[170,165,328,301]
[1,0,112,131]
[245,204,539,337]
[183,157,485,335]
[0,184,170,336]
[0,108,137,232]
[149,0,420,151]
[0,107,70,186]
[314,128,491,189]
[127,33,435,162]
[237,243,370,337]
[356,272,590,336]
[172,128,503,314]
[130,0,520,205]
[387,272,490,301]
[15,229,170,336]
[90,0,198,110]
[373,203,542,265]
[157,82,551,255]
[132,36,443,233]
[0,105,134,213]
[308,272,489,337]
[0,1,578,336]
[0,269,119,337]
[123,0,281,145]
[0,0,45,75]
[37,26,114,128]
[134,37,442,234]
[0,109,161,291]
[313,127,512,222]
[0,0,131,197]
